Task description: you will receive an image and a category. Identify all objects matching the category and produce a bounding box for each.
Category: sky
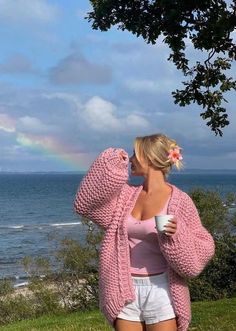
[0,0,236,172]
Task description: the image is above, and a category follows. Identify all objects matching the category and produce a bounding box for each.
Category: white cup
[155,214,174,232]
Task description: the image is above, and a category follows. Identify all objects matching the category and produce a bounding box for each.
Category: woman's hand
[164,218,177,237]
[119,150,128,161]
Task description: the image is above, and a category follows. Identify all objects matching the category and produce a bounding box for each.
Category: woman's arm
[159,193,215,278]
[74,148,129,229]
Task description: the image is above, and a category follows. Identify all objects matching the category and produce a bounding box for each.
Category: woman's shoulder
[169,184,191,200]
[168,184,194,214]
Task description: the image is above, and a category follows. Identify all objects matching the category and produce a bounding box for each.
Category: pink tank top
[127,199,169,275]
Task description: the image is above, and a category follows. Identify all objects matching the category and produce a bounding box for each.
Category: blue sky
[0,0,236,172]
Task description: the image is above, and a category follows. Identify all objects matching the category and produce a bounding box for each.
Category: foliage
[55,219,102,311]
[87,0,236,135]
[21,256,52,280]
[189,232,236,300]
[0,275,63,325]
[189,189,236,301]
[29,280,64,316]
[189,188,229,234]
[0,279,14,297]
[0,295,36,324]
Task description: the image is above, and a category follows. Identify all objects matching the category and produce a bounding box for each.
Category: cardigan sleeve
[158,192,215,278]
[74,148,129,229]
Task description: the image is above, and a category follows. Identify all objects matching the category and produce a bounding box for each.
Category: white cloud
[125,114,149,129]
[0,0,59,24]
[83,96,122,131]
[17,116,54,134]
[83,96,150,133]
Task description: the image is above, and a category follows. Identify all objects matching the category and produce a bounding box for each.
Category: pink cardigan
[74,148,215,331]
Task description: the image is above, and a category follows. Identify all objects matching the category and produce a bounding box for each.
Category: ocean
[0,171,236,285]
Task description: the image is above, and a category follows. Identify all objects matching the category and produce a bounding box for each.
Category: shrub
[189,189,236,301]
[189,232,236,300]
[55,219,102,311]
[0,294,36,324]
[189,188,228,234]
[0,279,14,296]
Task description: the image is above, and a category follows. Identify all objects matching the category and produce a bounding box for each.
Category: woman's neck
[142,169,168,194]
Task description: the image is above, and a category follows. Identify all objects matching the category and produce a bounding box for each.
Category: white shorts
[117,273,175,325]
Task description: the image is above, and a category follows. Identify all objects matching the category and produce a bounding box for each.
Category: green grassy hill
[0,298,235,331]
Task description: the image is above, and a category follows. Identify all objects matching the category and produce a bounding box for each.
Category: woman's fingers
[164,218,177,236]
[119,151,127,161]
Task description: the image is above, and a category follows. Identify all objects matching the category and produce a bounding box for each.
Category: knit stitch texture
[74,148,215,331]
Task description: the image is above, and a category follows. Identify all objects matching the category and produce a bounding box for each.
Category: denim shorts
[117,273,175,325]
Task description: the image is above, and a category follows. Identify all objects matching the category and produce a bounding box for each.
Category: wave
[0,221,82,231]
[0,225,25,230]
[9,225,24,229]
[14,281,29,288]
[50,222,81,227]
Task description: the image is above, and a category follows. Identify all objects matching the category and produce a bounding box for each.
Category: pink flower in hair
[168,146,183,163]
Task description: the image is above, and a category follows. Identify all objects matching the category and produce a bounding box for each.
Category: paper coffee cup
[155,214,174,232]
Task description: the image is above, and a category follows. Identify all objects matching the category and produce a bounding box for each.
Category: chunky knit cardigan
[74,148,215,331]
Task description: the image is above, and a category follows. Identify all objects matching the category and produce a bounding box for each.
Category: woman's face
[129,150,149,176]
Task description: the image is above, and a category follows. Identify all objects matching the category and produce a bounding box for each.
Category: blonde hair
[134,133,183,177]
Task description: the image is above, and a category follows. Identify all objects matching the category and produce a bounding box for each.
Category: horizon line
[1,168,236,174]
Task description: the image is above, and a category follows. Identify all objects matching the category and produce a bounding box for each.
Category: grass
[0,311,110,331]
[0,298,235,331]
[189,297,236,331]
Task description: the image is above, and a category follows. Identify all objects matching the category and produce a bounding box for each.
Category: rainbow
[0,113,93,171]
[16,132,92,171]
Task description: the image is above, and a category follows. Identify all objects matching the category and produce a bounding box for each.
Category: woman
[74,133,215,331]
